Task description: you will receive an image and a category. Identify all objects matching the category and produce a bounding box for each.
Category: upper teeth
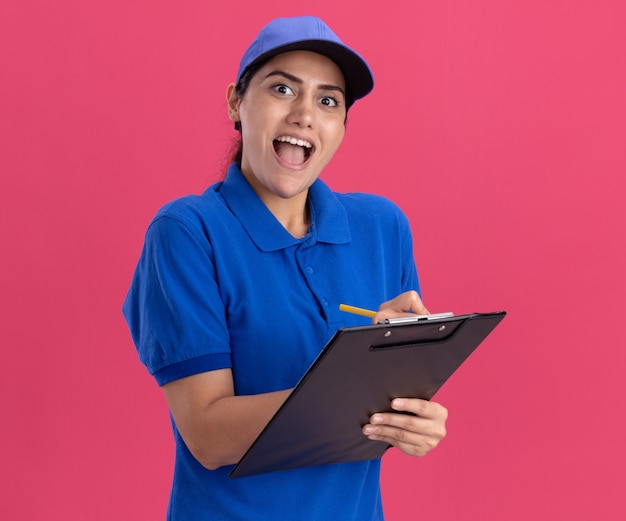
[276,136,312,149]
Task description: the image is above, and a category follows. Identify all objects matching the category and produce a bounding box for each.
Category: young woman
[123,16,447,520]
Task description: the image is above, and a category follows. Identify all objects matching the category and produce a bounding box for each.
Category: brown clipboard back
[230,311,506,478]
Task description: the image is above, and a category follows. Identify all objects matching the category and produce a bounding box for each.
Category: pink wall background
[2,1,625,519]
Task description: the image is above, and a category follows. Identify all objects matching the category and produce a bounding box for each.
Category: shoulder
[136,183,231,259]
[143,182,230,239]
[154,183,223,226]
[335,191,410,227]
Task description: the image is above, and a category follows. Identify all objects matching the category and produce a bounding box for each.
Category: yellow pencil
[339,304,377,318]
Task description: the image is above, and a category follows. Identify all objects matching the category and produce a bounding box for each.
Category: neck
[274,198,310,238]
[237,165,312,237]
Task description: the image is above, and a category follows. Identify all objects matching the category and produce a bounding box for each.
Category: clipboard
[230,311,506,478]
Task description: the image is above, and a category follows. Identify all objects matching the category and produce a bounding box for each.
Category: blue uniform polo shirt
[123,163,421,520]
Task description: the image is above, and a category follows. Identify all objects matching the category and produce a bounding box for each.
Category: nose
[286,97,315,128]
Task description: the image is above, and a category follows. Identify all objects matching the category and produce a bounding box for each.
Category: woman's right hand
[372,290,430,323]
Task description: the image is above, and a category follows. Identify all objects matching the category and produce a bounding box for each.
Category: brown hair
[222,61,265,171]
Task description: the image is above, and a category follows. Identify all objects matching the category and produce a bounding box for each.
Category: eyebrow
[263,70,346,99]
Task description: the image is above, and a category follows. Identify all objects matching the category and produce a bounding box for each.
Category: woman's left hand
[363,291,448,457]
[362,398,448,457]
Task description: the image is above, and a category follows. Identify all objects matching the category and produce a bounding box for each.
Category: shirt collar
[218,164,351,252]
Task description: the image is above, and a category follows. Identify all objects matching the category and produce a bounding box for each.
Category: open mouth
[273,135,313,165]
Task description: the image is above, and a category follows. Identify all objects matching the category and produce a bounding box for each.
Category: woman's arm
[163,290,446,469]
[162,369,291,470]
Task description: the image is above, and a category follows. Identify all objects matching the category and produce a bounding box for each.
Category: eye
[320,96,339,108]
[272,84,294,96]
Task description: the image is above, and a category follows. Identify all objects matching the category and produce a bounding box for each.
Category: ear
[226,83,241,123]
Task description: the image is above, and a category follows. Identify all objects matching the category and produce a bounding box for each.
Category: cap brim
[244,40,374,105]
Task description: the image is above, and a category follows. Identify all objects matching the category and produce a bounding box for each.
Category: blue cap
[237,16,374,106]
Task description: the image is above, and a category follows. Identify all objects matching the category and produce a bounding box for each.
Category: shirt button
[307,266,314,274]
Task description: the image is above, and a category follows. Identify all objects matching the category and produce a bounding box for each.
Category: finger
[404,291,429,315]
[391,398,448,421]
[399,290,428,314]
[367,410,447,440]
[373,291,430,322]
[362,421,443,457]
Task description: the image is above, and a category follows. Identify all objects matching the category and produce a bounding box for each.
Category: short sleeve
[122,212,231,385]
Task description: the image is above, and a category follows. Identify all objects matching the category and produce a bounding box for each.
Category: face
[227,50,347,210]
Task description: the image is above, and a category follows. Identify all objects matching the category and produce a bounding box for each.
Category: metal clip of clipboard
[382,312,455,325]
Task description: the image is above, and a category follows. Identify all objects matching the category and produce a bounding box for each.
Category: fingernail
[363,426,376,434]
[392,399,404,408]
[371,414,383,424]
